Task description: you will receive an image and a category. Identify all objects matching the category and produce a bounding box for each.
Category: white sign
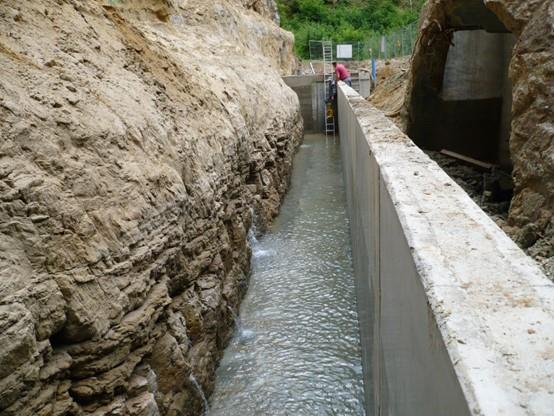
[336,44,353,59]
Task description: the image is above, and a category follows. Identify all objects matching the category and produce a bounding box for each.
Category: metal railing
[309,21,418,61]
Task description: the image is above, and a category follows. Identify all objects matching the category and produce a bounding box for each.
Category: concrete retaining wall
[283,75,325,133]
[439,30,515,168]
[337,84,554,415]
[283,74,371,133]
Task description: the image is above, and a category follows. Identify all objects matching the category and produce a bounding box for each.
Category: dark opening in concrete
[407,0,515,171]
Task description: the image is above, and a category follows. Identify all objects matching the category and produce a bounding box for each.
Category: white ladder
[350,71,361,94]
[322,41,335,138]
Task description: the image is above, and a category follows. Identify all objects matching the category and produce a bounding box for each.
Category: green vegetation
[277,0,425,58]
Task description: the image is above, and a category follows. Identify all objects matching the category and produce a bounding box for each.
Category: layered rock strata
[404,0,553,277]
[0,0,302,415]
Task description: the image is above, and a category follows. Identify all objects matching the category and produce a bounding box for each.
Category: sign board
[336,44,353,59]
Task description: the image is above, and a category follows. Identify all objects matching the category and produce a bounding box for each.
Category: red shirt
[335,64,350,80]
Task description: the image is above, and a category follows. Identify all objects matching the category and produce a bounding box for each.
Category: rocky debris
[0,0,302,415]
[426,151,512,219]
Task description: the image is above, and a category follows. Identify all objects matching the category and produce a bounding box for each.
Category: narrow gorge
[3,0,553,415]
[0,1,302,415]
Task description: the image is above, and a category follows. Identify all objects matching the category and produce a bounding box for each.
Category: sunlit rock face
[0,0,302,414]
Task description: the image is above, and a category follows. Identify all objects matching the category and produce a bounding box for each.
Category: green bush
[277,0,424,58]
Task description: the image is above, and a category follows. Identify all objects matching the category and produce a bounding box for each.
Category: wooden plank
[439,149,496,170]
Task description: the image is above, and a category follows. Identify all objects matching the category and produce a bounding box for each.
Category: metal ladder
[322,41,335,138]
[350,71,361,94]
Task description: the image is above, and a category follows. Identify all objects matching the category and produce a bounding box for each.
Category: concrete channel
[337,83,554,415]
[213,75,554,415]
[283,74,370,133]
[210,134,366,414]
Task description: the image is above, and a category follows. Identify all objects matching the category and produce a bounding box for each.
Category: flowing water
[189,373,209,416]
[210,134,365,415]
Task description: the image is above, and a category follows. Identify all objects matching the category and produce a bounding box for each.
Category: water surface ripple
[210,134,365,415]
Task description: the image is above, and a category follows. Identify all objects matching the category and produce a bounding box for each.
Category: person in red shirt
[332,62,352,87]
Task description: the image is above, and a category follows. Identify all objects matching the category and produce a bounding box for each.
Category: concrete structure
[406,0,516,169]
[283,75,326,133]
[439,30,515,168]
[283,73,370,133]
[337,83,554,415]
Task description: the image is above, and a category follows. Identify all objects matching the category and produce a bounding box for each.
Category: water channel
[209,133,366,415]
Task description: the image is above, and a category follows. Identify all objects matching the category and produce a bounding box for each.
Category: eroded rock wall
[0,0,302,415]
[404,0,553,276]
[501,0,553,262]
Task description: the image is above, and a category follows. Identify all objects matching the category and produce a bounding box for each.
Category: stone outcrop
[0,0,302,415]
[404,0,553,277]
[241,0,280,24]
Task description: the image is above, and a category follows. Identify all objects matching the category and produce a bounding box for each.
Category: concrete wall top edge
[338,83,554,414]
[282,74,324,87]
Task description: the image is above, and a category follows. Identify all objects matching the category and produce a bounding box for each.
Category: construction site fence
[309,21,418,61]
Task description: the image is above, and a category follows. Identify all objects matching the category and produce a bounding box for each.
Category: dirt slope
[367,57,410,129]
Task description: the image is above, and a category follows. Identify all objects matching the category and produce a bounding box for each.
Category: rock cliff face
[404,0,553,277]
[0,1,302,415]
